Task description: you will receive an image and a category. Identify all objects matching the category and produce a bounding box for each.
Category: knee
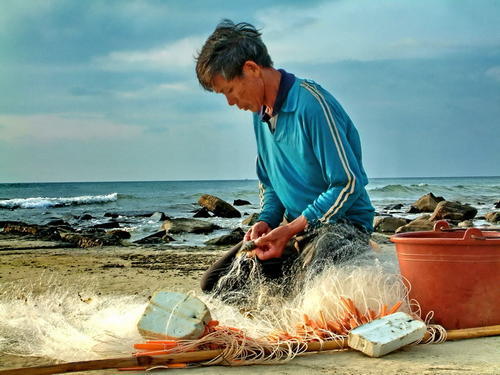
[200,272,215,294]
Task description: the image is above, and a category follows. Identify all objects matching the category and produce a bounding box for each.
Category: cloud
[257,1,500,64]
[114,81,196,99]
[68,80,195,99]
[93,36,204,72]
[0,113,144,142]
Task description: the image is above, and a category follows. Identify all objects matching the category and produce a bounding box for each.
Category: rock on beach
[430,201,477,221]
[198,194,241,218]
[410,192,445,213]
[373,217,409,233]
[205,228,245,246]
[233,199,251,206]
[162,218,221,234]
[134,230,175,244]
[485,212,500,223]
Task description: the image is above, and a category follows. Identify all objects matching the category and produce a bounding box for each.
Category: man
[196,20,375,293]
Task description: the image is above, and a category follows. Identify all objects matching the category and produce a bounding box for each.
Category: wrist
[285,216,308,237]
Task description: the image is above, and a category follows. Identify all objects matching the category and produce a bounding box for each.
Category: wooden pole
[1,325,499,375]
[446,324,500,341]
[0,349,223,375]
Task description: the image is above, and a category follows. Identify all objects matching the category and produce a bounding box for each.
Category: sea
[1,176,499,247]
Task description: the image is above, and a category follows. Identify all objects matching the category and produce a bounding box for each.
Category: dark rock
[485,212,500,223]
[233,199,251,206]
[92,222,121,229]
[383,203,403,210]
[407,206,420,213]
[162,218,221,234]
[198,194,241,218]
[410,193,445,213]
[108,230,131,239]
[0,220,25,229]
[134,230,175,244]
[395,219,434,233]
[242,213,260,226]
[193,207,212,218]
[46,219,69,226]
[59,231,122,248]
[430,201,477,221]
[2,223,61,241]
[373,216,409,233]
[104,212,120,218]
[78,214,93,220]
[205,228,245,246]
[495,201,500,209]
[78,227,105,235]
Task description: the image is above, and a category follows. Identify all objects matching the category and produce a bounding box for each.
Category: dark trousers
[200,240,298,293]
[200,221,371,294]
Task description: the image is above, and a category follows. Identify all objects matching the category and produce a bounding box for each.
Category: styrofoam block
[348,312,426,357]
[138,292,212,340]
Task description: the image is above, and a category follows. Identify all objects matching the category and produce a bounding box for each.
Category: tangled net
[133,227,444,368]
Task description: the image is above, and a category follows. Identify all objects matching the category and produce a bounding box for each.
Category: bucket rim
[390,220,500,244]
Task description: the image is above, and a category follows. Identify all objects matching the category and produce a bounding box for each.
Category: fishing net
[0,222,445,367]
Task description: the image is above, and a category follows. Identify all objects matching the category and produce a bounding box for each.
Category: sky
[0,0,499,183]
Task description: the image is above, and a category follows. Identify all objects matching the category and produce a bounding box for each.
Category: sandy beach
[1,233,499,375]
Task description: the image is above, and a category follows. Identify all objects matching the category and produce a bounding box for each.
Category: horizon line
[1,175,499,185]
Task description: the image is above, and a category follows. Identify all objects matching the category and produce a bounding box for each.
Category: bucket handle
[433,220,450,232]
[463,227,485,240]
[434,220,500,240]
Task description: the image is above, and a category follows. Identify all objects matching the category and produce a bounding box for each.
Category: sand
[0,233,499,375]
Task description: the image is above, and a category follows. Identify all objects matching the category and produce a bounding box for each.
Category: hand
[252,226,292,260]
[252,216,308,261]
[244,221,271,241]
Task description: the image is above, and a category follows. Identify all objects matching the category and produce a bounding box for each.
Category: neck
[261,68,281,111]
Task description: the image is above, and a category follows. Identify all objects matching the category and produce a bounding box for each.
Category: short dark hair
[195,19,273,91]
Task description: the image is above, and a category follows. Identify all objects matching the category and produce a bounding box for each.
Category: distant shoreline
[1,175,500,185]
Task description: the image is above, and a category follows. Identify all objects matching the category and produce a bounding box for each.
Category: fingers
[250,228,267,240]
[254,247,280,261]
[253,237,265,248]
[250,229,259,241]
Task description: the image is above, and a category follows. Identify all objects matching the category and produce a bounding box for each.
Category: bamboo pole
[1,325,499,375]
[445,324,500,341]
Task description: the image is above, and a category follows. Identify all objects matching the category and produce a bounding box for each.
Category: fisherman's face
[212,61,265,113]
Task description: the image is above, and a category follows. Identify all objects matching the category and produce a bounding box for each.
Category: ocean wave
[0,193,118,209]
[368,184,422,194]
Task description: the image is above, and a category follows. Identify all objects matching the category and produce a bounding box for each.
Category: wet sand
[0,234,499,375]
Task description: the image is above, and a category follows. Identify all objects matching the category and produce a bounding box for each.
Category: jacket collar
[259,69,296,123]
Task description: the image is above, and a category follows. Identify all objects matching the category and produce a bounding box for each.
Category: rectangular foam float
[138,291,212,340]
[348,312,426,357]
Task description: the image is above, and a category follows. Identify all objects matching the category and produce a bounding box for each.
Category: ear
[242,61,261,77]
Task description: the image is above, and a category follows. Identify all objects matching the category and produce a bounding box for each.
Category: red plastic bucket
[391,220,500,329]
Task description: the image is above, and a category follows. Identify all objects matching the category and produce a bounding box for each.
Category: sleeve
[300,84,365,227]
[256,155,286,229]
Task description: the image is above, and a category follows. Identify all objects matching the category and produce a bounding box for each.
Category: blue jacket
[254,78,375,232]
